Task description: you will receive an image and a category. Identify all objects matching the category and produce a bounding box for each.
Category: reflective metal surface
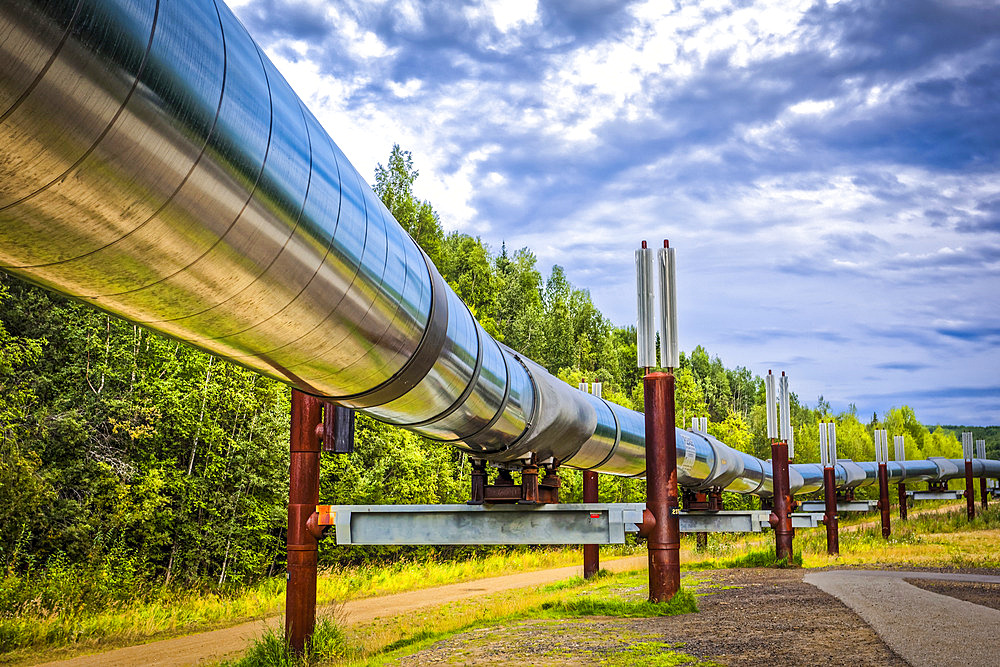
[2,0,999,497]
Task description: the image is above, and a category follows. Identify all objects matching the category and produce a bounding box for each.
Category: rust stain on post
[583,470,600,579]
[823,465,839,555]
[898,482,908,520]
[965,460,976,521]
[644,372,680,602]
[286,390,323,655]
[877,462,891,539]
[770,440,793,563]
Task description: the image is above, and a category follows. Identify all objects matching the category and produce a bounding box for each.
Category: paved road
[805,570,1000,667]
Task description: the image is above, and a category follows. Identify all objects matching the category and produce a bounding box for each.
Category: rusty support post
[468,459,486,505]
[898,482,907,520]
[769,440,793,563]
[644,372,680,602]
[981,477,989,510]
[823,466,839,555]
[583,470,600,579]
[877,462,891,539]
[286,390,323,655]
[520,460,540,504]
[965,460,976,521]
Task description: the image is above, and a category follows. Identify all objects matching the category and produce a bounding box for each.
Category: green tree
[373,144,444,264]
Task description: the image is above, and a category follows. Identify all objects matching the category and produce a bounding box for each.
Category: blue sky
[229,0,1000,426]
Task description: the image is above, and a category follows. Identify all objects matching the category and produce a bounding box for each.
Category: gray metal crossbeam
[320,504,835,546]
[791,512,823,528]
[678,510,770,533]
[907,491,963,500]
[798,500,877,513]
[324,503,645,545]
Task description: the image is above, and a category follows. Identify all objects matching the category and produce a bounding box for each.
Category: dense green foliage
[0,146,967,627]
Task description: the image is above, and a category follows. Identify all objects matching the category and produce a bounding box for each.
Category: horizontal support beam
[791,512,823,528]
[907,491,963,500]
[317,503,644,545]
[678,510,770,533]
[798,500,877,513]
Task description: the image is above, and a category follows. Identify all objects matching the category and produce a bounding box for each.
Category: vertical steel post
[877,462,891,538]
[965,460,976,521]
[644,372,680,602]
[898,482,908,520]
[286,390,323,655]
[823,466,839,555]
[981,477,989,510]
[583,470,600,579]
[770,440,794,563]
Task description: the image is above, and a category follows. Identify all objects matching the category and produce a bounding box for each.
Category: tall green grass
[539,586,698,618]
[224,618,348,667]
[0,546,607,659]
[683,546,802,571]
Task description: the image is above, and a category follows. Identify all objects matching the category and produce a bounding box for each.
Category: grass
[0,546,614,664]
[223,617,348,667]
[539,586,698,618]
[676,501,1000,572]
[796,504,1000,569]
[683,546,803,571]
[600,641,723,666]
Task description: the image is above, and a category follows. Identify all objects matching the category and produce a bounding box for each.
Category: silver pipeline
[1,0,997,493]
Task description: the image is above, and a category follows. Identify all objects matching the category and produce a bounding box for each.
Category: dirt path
[31,556,647,667]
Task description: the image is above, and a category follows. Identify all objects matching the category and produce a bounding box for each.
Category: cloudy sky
[228,0,1000,426]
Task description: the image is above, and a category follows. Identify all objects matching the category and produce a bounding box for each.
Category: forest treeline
[0,145,983,616]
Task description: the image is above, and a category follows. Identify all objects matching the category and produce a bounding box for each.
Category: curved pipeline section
[0,0,996,493]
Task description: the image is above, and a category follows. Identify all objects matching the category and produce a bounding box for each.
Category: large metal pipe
[2,0,999,496]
